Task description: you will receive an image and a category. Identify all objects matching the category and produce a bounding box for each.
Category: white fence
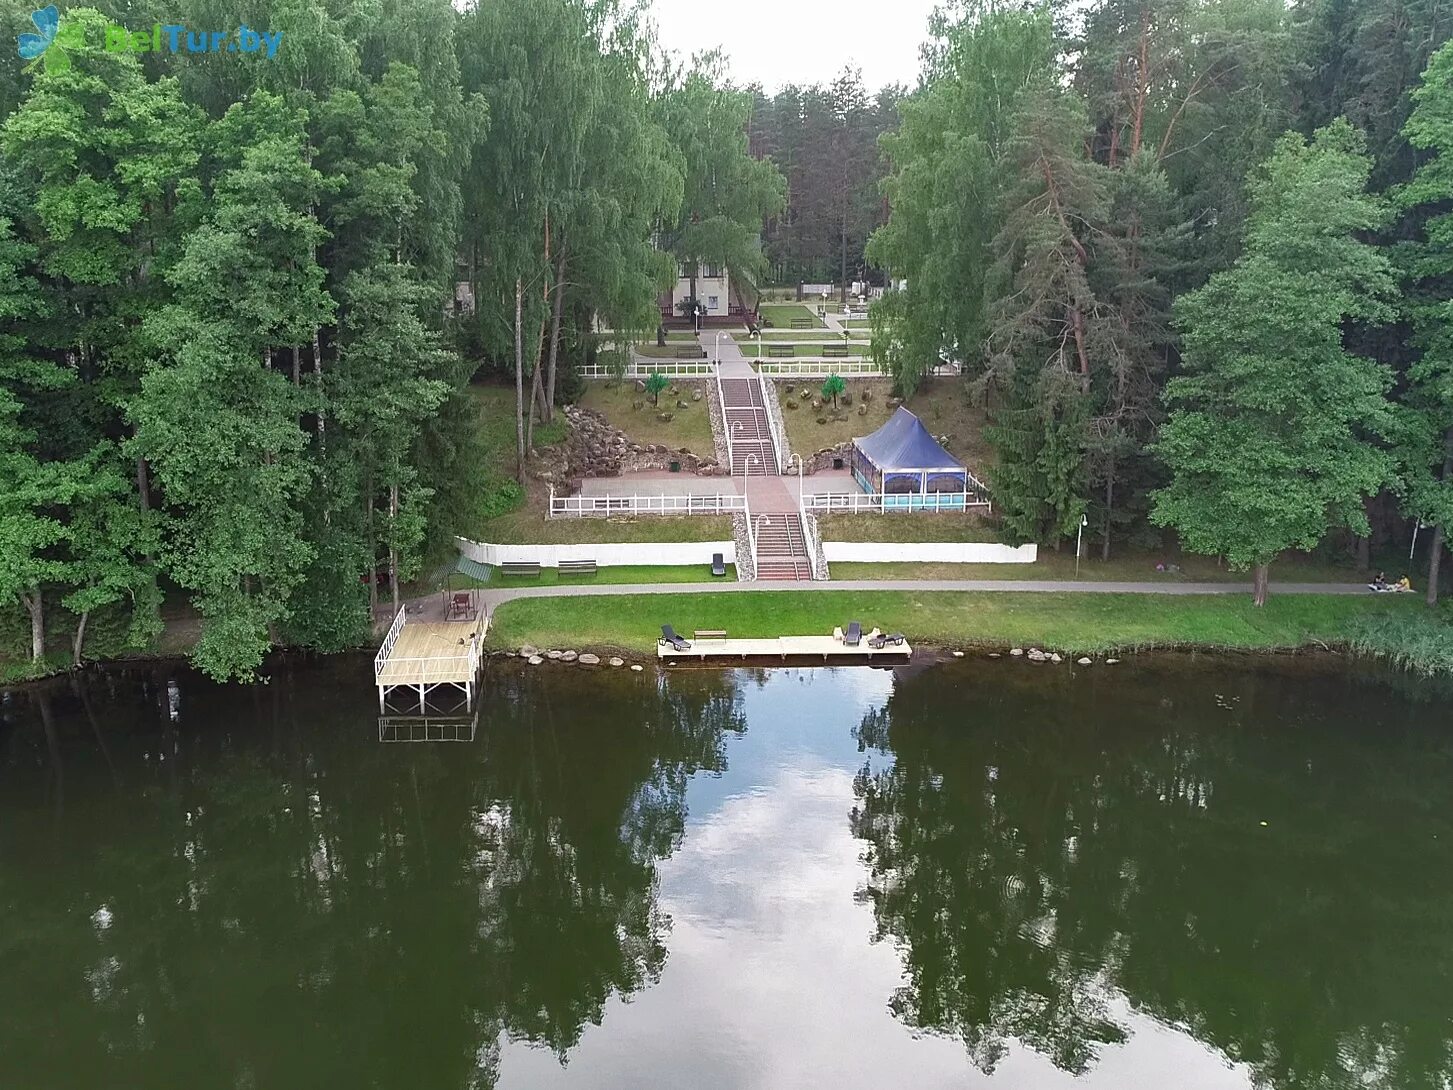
[549,490,745,518]
[578,357,713,379]
[823,541,1039,564]
[456,536,735,568]
[756,358,883,377]
[804,490,992,513]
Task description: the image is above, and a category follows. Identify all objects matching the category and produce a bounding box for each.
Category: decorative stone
[635,379,646,392]
[786,400,798,410]
[676,399,689,409]
[520,645,537,657]
[857,403,868,415]
[578,653,600,665]
[841,391,852,406]
[657,412,673,422]
[952,651,964,658]
[546,650,563,660]
[812,398,822,410]
[1106,658,1120,665]
[861,388,871,402]
[1078,657,1092,666]
[692,388,702,402]
[560,650,578,662]
[1050,653,1063,664]
[632,400,644,411]
[630,664,644,672]
[816,417,828,425]
[1009,648,1024,656]
[988,652,1001,658]
[888,396,903,407]
[528,655,544,665]
[609,657,624,667]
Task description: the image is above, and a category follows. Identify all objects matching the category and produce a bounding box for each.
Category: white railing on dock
[374,606,408,679]
[548,489,745,518]
[803,489,992,513]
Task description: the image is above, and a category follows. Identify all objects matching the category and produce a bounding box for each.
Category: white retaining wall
[456,537,734,568]
[822,541,1038,564]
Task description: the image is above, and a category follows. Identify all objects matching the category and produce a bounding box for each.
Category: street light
[787,452,805,505]
[1075,513,1088,578]
[715,330,724,363]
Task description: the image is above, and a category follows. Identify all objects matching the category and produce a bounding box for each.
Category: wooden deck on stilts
[375,608,487,712]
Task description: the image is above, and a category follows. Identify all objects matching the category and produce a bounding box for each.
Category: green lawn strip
[486,590,1419,655]
[632,344,709,359]
[827,554,1365,582]
[491,564,734,588]
[468,510,733,545]
[759,303,826,329]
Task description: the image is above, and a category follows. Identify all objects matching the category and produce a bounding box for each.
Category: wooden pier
[374,607,487,712]
[657,631,912,662]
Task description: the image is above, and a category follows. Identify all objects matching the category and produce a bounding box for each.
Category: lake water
[1,654,1450,1089]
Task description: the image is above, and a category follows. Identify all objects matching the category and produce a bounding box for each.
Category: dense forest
[6,0,1453,681]
[0,0,781,680]
[870,0,1453,606]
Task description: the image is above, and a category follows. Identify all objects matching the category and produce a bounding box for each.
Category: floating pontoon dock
[658,633,912,662]
[374,607,487,712]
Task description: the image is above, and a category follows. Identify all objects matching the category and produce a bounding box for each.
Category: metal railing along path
[548,490,746,518]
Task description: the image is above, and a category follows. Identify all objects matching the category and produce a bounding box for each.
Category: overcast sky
[648,0,939,93]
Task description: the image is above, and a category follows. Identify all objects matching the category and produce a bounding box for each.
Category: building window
[707,295,719,311]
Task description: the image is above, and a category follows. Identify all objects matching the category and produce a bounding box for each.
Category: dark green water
[1,655,1451,1089]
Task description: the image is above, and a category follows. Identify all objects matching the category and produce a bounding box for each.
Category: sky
[648,0,939,93]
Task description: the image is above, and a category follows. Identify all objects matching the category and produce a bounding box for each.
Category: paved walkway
[469,579,1369,614]
[704,331,756,378]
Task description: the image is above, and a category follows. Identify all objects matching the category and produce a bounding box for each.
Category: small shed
[851,407,981,510]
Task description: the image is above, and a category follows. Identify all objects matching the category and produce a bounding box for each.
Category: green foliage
[644,371,669,405]
[1152,122,1398,586]
[821,373,846,407]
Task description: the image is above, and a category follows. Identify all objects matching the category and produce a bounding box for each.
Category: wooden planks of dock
[375,609,487,711]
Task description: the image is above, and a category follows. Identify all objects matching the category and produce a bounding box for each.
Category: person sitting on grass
[1372,571,1388,590]
[1397,575,1413,592]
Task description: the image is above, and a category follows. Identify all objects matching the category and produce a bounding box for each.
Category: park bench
[673,346,707,359]
[789,316,814,329]
[822,343,849,357]
[694,629,728,640]
[500,561,541,577]
[766,344,794,358]
[558,559,597,576]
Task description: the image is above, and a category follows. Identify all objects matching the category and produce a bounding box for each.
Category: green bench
[500,561,540,577]
[559,559,598,576]
[766,344,794,358]
[822,343,849,357]
[673,346,707,359]
[789,316,814,329]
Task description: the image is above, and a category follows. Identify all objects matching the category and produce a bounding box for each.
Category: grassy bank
[486,589,1425,657]
[492,563,735,587]
[827,552,1366,582]
[577,380,715,456]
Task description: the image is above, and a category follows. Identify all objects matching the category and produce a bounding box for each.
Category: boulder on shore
[560,650,578,662]
[578,653,600,665]
[609,657,624,667]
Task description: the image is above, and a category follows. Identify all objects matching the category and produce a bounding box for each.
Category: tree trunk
[1429,427,1453,607]
[72,610,90,665]
[22,590,43,663]
[364,482,377,615]
[1101,466,1115,562]
[1252,563,1270,607]
[514,280,527,485]
[526,358,544,453]
[291,344,301,385]
[389,481,400,617]
[1428,524,1446,608]
[544,247,568,424]
[136,456,151,514]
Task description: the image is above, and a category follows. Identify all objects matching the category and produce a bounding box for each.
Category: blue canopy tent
[850,407,986,510]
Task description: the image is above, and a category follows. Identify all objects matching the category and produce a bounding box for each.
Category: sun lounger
[868,632,906,649]
[843,621,862,647]
[711,553,726,577]
[659,624,691,651]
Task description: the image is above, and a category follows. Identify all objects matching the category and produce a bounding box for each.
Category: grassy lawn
[817,511,1004,542]
[749,342,872,358]
[491,563,735,587]
[633,344,709,359]
[759,303,826,329]
[470,506,732,545]
[740,330,872,343]
[827,550,1370,583]
[578,380,715,457]
[486,590,1423,655]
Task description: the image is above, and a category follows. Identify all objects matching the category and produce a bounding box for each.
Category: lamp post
[715,330,724,363]
[787,452,805,508]
[751,328,762,361]
[1076,513,1088,578]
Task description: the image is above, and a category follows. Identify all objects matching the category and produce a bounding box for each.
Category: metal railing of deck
[374,606,408,680]
[377,611,487,678]
[548,490,746,517]
[803,489,992,514]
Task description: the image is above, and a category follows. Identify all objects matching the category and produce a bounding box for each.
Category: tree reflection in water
[850,659,1453,1090]
[0,663,745,1089]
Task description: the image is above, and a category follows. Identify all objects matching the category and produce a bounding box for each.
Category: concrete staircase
[753,512,813,581]
[720,378,778,477]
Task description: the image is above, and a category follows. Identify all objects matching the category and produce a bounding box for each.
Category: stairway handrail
[715,361,733,470]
